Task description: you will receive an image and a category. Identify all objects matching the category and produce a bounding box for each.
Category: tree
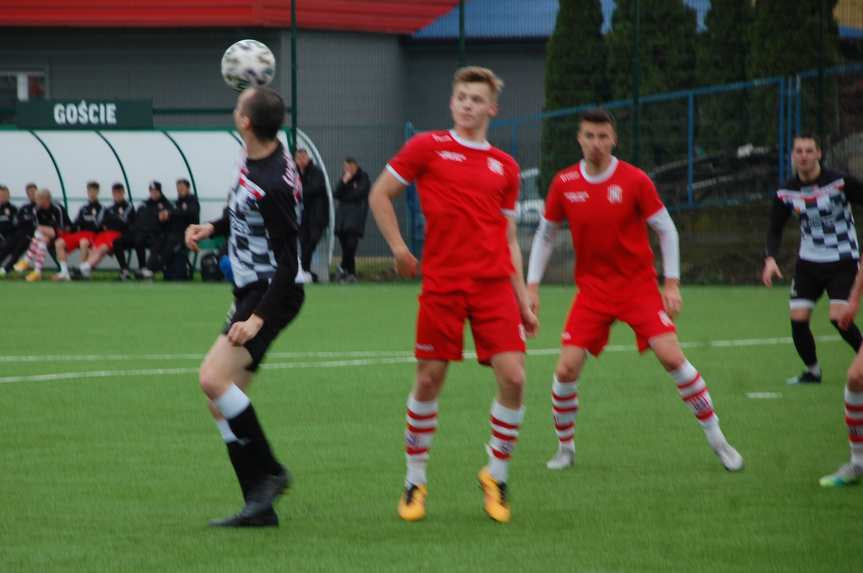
[540,0,607,196]
[694,0,754,153]
[606,0,699,170]
[748,0,841,145]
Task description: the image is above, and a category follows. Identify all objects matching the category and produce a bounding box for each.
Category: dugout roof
[0,0,459,34]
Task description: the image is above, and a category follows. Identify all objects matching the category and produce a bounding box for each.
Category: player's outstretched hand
[185,223,214,252]
[762,257,783,287]
[527,283,540,315]
[227,315,264,346]
[663,280,683,319]
[839,300,859,330]
[394,247,418,278]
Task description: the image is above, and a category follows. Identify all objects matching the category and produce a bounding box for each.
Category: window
[0,71,46,124]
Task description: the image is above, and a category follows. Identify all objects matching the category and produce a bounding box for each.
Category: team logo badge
[607,185,623,203]
[487,157,504,175]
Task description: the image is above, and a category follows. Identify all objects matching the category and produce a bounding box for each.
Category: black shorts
[222,281,305,371]
[790,258,858,309]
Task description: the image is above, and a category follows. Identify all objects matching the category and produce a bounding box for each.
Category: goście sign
[16,99,153,129]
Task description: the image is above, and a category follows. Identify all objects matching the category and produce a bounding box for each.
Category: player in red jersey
[527,108,743,472]
[370,66,538,523]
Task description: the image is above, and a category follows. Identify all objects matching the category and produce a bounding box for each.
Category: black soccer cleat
[208,507,279,528]
[239,467,292,518]
[786,371,822,385]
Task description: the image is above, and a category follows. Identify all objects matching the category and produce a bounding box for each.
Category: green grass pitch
[0,282,861,572]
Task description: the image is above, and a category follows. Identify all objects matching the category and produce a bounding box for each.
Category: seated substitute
[0,184,18,252]
[13,188,70,282]
[81,182,136,279]
[0,183,37,277]
[54,181,103,281]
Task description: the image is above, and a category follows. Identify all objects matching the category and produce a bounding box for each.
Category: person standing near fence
[334,157,370,283]
[295,148,329,283]
[762,134,863,385]
[526,108,743,474]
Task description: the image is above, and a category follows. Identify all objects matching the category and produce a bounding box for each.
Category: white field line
[0,335,843,385]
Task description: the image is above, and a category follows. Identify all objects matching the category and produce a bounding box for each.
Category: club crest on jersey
[487,157,504,175]
[437,150,466,162]
[607,185,623,203]
[564,191,589,203]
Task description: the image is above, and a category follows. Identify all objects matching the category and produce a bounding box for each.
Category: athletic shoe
[116,269,133,282]
[786,371,822,385]
[239,467,291,518]
[397,483,427,521]
[208,507,279,527]
[819,462,863,487]
[344,274,358,284]
[13,259,30,273]
[546,445,575,470]
[136,268,154,280]
[52,271,71,282]
[25,270,41,282]
[712,441,744,472]
[477,467,510,523]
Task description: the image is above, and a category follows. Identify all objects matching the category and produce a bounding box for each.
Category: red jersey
[545,157,664,300]
[387,129,520,291]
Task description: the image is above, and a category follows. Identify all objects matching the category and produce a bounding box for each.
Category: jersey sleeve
[544,175,566,223]
[637,174,665,219]
[254,182,301,322]
[501,157,520,217]
[385,134,431,186]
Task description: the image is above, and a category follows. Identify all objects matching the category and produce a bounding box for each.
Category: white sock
[844,386,863,466]
[215,419,238,443]
[404,394,438,486]
[80,262,91,277]
[488,401,525,483]
[59,261,68,274]
[808,363,822,377]
[551,375,578,450]
[214,384,250,419]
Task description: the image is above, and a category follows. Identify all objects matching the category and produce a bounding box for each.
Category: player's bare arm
[369,170,418,278]
[761,256,783,287]
[506,217,538,336]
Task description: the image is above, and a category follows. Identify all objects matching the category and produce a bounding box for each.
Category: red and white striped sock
[404,394,437,486]
[488,401,525,483]
[670,361,721,437]
[26,232,47,271]
[844,386,863,466]
[551,375,578,450]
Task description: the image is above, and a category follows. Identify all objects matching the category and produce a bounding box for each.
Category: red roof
[0,0,460,34]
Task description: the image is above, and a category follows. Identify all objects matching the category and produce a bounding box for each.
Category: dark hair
[0,184,8,192]
[86,181,99,190]
[149,180,162,191]
[580,108,616,127]
[112,183,125,192]
[242,87,285,142]
[793,133,821,150]
[25,182,37,190]
[344,157,359,166]
[176,178,191,188]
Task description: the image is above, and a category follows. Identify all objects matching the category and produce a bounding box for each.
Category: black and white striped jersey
[210,142,303,321]
[767,168,863,262]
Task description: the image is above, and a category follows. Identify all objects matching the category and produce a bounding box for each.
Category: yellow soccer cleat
[397,483,427,522]
[478,467,510,523]
[25,270,42,282]
[13,259,30,273]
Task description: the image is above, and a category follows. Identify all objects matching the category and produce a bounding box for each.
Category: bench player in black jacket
[14,188,70,281]
[53,181,103,281]
[185,87,304,527]
[0,183,36,276]
[80,183,136,278]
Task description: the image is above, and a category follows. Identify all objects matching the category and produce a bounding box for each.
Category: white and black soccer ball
[221,39,276,91]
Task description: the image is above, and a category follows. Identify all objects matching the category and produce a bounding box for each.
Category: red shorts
[563,286,676,356]
[59,231,96,251]
[415,278,526,365]
[92,231,121,252]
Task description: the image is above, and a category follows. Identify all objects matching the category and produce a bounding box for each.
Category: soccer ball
[221,39,276,91]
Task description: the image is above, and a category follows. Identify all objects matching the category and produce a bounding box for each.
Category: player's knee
[555,363,580,383]
[198,364,224,398]
[415,371,442,394]
[55,239,65,249]
[848,368,863,390]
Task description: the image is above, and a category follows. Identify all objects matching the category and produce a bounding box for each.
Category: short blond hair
[453,66,504,100]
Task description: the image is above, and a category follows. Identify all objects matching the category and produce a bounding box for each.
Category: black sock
[791,319,818,368]
[226,441,256,500]
[226,404,283,477]
[831,319,863,352]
